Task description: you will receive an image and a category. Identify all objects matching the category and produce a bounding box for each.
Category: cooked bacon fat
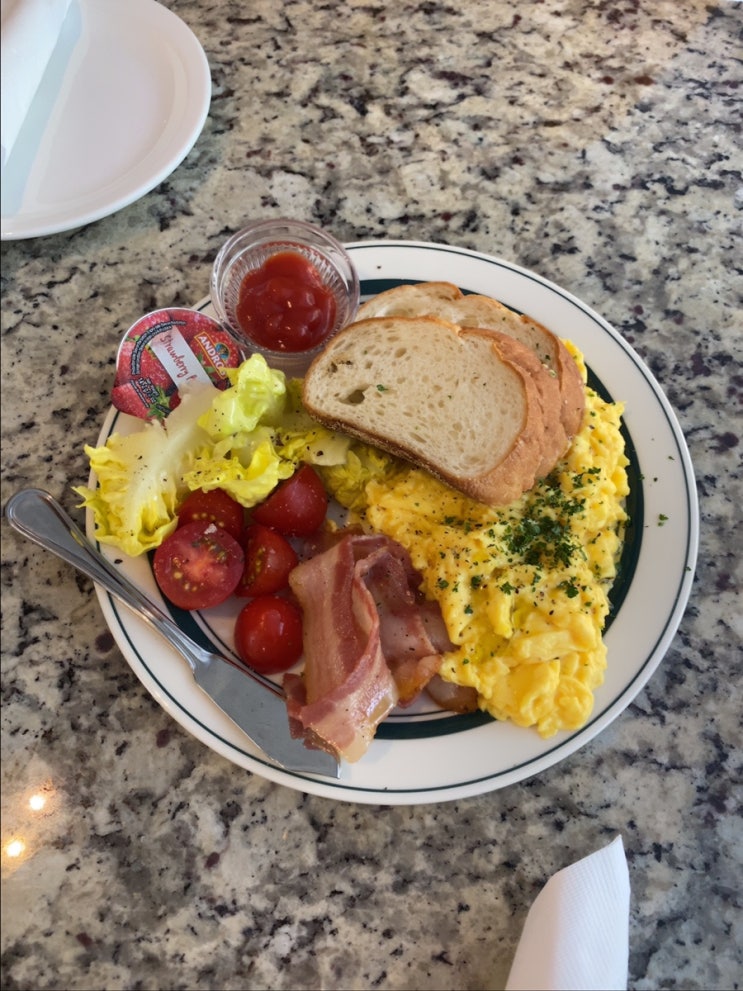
[285,532,452,762]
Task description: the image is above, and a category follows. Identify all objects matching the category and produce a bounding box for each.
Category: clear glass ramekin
[210,218,360,377]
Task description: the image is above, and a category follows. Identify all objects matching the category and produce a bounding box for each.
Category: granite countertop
[1,1,741,988]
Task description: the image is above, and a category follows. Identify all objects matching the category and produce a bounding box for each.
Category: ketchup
[235,251,337,353]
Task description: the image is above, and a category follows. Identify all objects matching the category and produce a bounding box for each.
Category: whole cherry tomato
[177,488,245,542]
[251,464,328,536]
[234,595,304,675]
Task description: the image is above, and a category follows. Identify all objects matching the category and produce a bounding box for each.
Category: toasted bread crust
[554,342,586,438]
[303,316,547,505]
[357,281,585,445]
[461,326,567,477]
[304,280,588,506]
[356,281,463,320]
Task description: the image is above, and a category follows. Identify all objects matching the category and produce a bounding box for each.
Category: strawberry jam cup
[210,218,360,377]
[112,308,242,422]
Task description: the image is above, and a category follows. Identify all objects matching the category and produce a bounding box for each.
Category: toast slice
[459,325,565,478]
[357,281,585,440]
[302,316,547,506]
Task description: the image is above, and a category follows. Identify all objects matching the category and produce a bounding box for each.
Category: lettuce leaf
[319,443,405,513]
[74,385,217,557]
[274,379,352,466]
[76,353,381,557]
[197,354,287,438]
[183,430,294,504]
[75,356,296,557]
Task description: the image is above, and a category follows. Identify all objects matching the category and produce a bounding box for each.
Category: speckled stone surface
[1,1,741,989]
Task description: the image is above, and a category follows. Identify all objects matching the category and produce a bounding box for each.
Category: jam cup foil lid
[112,308,243,421]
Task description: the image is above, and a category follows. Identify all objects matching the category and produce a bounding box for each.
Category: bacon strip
[356,536,452,705]
[285,532,453,762]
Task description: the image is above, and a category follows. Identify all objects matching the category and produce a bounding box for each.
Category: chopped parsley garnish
[503,513,582,568]
[500,475,588,569]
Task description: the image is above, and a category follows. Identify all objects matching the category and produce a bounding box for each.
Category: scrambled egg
[320,344,629,737]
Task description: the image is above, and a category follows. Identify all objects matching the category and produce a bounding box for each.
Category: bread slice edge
[302,316,547,505]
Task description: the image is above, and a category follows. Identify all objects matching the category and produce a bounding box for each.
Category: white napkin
[1,0,72,167]
[506,835,630,991]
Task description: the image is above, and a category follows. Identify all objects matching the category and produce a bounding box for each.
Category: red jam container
[209,218,360,377]
[112,307,242,421]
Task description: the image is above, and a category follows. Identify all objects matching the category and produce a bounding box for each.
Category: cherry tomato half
[234,595,304,675]
[177,488,245,542]
[236,523,298,598]
[153,520,244,610]
[251,464,328,536]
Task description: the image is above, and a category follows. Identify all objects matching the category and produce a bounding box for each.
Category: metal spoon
[4,488,340,779]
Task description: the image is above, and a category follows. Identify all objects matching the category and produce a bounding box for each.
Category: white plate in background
[1,0,210,240]
[87,241,699,805]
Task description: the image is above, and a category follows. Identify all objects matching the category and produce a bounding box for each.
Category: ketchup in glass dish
[235,250,337,353]
[210,218,360,376]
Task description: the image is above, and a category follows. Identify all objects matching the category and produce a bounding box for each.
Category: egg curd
[320,345,629,737]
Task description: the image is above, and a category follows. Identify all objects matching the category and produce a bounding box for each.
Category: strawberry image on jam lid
[112,308,243,421]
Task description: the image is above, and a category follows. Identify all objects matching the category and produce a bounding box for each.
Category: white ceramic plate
[1,0,210,240]
[87,241,699,805]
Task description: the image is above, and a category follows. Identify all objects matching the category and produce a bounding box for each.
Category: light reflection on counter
[5,839,25,859]
[1,784,59,876]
